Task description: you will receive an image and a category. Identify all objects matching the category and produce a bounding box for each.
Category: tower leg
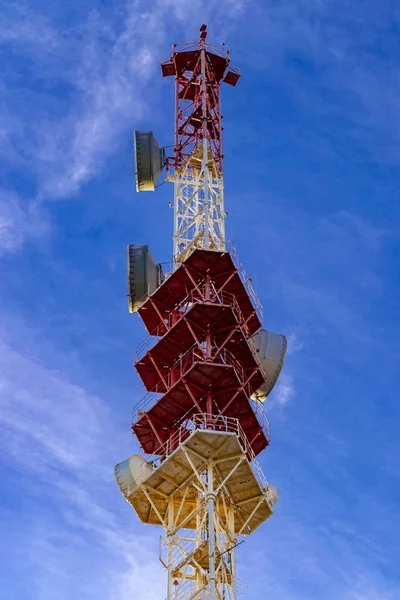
[207,463,217,600]
[167,498,174,599]
[120,425,274,599]
[203,139,210,250]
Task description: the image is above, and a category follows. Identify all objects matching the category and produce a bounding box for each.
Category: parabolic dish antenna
[127,244,161,313]
[251,329,287,401]
[134,130,165,192]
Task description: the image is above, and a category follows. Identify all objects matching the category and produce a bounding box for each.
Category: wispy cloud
[266,333,301,409]
[0,0,248,252]
[272,370,296,407]
[0,190,48,253]
[286,333,304,355]
[0,321,165,599]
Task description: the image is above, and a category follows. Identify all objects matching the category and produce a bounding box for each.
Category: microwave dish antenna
[134,130,165,192]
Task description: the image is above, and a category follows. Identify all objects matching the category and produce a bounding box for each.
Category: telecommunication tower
[115,25,287,600]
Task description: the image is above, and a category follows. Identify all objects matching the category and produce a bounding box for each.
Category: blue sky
[1,1,399,599]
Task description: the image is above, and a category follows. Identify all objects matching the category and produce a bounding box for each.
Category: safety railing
[227,240,263,323]
[132,353,270,453]
[136,413,270,506]
[191,413,246,442]
[132,343,251,426]
[161,535,247,599]
[165,578,199,600]
[160,530,200,572]
[246,334,268,383]
[188,414,269,492]
[159,260,174,282]
[141,413,243,470]
[233,576,248,597]
[133,261,174,313]
[135,286,249,362]
[135,327,267,392]
[165,577,245,600]
[137,243,263,332]
[135,331,163,363]
[250,398,271,439]
[168,344,248,392]
[132,389,162,424]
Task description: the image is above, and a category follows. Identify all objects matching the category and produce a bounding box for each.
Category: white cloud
[0,326,165,599]
[0,0,248,251]
[0,190,48,253]
[286,332,304,354]
[0,0,249,200]
[273,370,296,407]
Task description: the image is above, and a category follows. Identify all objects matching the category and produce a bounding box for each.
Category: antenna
[134,130,165,192]
[116,25,287,600]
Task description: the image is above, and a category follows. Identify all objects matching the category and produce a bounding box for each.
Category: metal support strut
[207,462,217,600]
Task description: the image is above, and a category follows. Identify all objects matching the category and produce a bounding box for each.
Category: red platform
[135,302,265,394]
[138,250,261,337]
[132,361,268,457]
[132,249,270,459]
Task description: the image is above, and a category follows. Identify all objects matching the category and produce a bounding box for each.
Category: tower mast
[116,26,287,600]
[163,24,234,266]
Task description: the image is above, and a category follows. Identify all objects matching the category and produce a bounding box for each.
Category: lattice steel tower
[115,25,287,600]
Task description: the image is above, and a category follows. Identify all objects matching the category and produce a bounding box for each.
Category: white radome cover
[114,454,153,498]
[251,329,287,401]
[264,484,279,507]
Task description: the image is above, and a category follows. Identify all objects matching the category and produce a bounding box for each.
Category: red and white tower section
[115,26,287,600]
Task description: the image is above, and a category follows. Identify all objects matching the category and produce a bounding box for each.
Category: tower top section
[159,25,241,265]
[161,24,240,173]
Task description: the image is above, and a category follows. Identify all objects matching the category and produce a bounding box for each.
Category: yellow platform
[123,429,273,535]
